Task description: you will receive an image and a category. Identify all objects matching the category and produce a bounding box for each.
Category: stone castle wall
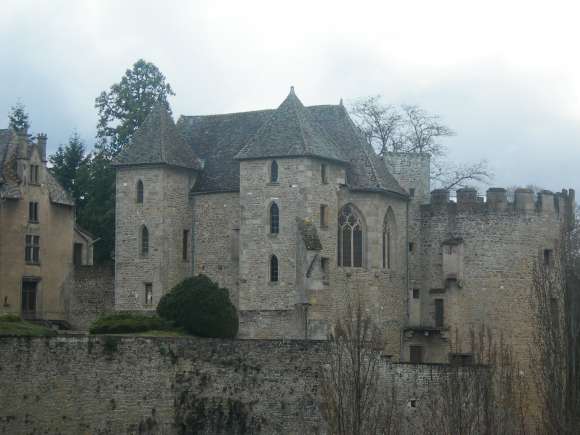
[63,263,115,330]
[192,192,240,305]
[0,335,463,435]
[406,188,573,364]
[115,166,195,311]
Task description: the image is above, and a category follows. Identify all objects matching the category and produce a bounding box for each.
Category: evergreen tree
[8,101,30,133]
[49,132,89,209]
[95,59,175,156]
[83,59,175,263]
[77,152,116,263]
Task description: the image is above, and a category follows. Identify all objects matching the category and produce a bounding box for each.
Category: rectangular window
[182,230,189,261]
[29,165,39,184]
[408,242,414,253]
[410,346,423,363]
[25,235,40,264]
[543,249,553,267]
[28,201,39,223]
[409,188,415,198]
[145,283,153,306]
[412,288,420,299]
[321,257,330,284]
[320,205,328,228]
[435,299,444,328]
[321,164,328,184]
[73,243,83,266]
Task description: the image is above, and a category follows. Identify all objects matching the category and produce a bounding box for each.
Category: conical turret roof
[115,103,202,170]
[235,87,346,163]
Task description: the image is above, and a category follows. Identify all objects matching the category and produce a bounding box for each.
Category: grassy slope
[0,319,56,336]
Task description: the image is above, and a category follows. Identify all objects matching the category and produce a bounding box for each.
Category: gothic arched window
[136,180,144,204]
[270,202,279,234]
[382,208,396,269]
[270,255,279,282]
[270,160,278,183]
[337,205,364,267]
[141,225,149,256]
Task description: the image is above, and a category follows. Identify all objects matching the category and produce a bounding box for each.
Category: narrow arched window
[270,202,279,234]
[136,180,144,203]
[338,205,364,267]
[141,225,149,256]
[383,208,396,269]
[270,255,279,282]
[270,160,278,183]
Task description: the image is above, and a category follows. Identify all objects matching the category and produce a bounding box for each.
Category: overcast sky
[1,0,579,193]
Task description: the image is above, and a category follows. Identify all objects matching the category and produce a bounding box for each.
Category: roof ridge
[289,91,310,156]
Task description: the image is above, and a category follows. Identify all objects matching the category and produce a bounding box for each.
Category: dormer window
[270,160,278,183]
[29,165,39,184]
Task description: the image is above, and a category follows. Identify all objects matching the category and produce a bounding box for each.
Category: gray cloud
[1,0,578,193]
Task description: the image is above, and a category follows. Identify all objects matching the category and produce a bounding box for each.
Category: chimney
[37,133,47,162]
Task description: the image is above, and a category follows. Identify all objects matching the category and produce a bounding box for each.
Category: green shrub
[89,312,170,334]
[0,313,21,322]
[157,274,238,338]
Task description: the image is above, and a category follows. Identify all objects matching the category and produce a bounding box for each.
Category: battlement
[426,187,575,217]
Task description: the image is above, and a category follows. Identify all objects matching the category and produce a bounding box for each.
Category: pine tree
[95,59,175,156]
[49,132,89,209]
[8,101,30,133]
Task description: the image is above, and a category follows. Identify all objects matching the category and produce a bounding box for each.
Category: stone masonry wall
[407,190,569,366]
[192,192,240,306]
[115,166,195,311]
[63,263,115,330]
[0,336,463,435]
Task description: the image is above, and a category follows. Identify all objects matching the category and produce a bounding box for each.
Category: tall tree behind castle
[349,96,492,191]
[95,59,175,156]
[8,101,31,134]
[87,59,175,262]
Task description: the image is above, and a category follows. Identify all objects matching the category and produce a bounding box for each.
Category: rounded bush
[89,312,168,334]
[157,275,238,338]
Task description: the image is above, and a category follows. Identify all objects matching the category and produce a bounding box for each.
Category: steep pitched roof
[114,103,202,170]
[0,129,12,182]
[235,88,346,163]
[178,110,273,193]
[308,104,406,196]
[0,129,74,204]
[177,95,406,197]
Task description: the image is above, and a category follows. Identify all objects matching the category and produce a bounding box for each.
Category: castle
[113,87,575,363]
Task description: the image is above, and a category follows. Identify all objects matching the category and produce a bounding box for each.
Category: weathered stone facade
[0,128,94,324]
[0,335,469,435]
[112,89,574,367]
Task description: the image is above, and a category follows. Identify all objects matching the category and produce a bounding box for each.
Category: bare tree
[531,191,579,435]
[414,326,529,435]
[349,95,492,191]
[320,298,399,435]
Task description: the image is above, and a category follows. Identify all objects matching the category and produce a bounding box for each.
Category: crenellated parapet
[424,187,575,218]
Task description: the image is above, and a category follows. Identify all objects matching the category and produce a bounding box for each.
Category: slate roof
[114,103,202,170]
[298,219,323,251]
[235,88,346,163]
[177,91,406,197]
[0,129,11,182]
[0,128,74,205]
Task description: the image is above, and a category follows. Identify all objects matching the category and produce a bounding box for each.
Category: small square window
[410,346,423,363]
[412,288,420,299]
